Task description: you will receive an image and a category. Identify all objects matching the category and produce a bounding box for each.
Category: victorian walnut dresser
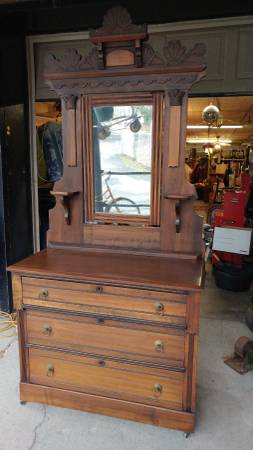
[9,7,206,433]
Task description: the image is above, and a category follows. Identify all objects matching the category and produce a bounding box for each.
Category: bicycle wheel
[105,197,141,215]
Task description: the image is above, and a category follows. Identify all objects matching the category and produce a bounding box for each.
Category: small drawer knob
[42,324,52,336]
[155,302,164,313]
[47,364,54,377]
[154,339,164,352]
[153,383,162,394]
[97,317,104,324]
[98,360,106,366]
[96,286,103,294]
[39,288,49,299]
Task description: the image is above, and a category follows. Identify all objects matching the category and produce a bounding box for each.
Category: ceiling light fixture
[187,125,243,129]
[202,103,222,127]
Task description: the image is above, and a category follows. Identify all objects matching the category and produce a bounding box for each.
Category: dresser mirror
[85,93,161,226]
[93,102,152,217]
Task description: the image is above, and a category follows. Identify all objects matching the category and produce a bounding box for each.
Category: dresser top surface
[9,248,203,291]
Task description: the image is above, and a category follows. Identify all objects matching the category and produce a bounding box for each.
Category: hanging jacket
[37,121,63,182]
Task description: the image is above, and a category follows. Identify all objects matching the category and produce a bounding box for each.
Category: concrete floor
[201,263,252,321]
[0,270,253,450]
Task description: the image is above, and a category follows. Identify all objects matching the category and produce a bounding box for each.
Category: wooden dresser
[10,249,203,432]
[9,7,206,432]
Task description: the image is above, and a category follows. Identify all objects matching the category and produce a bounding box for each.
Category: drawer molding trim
[20,274,190,295]
[22,305,187,329]
[25,343,186,372]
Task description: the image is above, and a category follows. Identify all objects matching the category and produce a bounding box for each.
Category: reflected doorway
[35,100,62,248]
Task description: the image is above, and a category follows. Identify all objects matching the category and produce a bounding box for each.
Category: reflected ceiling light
[187,125,243,129]
[187,138,232,144]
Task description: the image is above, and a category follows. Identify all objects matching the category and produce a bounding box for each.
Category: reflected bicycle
[96,171,150,215]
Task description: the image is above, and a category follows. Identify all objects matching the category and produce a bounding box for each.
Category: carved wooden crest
[90,6,146,37]
[45,7,206,74]
[45,41,206,74]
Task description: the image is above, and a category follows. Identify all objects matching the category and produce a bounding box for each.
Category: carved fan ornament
[45,41,206,73]
[45,47,100,73]
[45,7,206,74]
[163,40,206,66]
[142,41,206,67]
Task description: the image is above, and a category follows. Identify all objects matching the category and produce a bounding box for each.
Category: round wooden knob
[155,302,164,312]
[98,360,106,366]
[153,383,162,394]
[47,364,54,377]
[39,288,49,299]
[154,339,164,352]
[42,324,52,336]
[96,286,103,294]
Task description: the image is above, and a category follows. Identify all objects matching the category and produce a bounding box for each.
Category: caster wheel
[20,401,27,405]
[184,432,191,438]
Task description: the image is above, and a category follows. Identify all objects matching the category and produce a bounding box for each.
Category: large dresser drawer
[25,309,185,367]
[22,277,187,326]
[28,348,184,411]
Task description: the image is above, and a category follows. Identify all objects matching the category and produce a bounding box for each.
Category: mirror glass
[92,104,153,217]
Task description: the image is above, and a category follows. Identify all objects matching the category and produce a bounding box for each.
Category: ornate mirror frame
[83,92,162,226]
[45,6,206,256]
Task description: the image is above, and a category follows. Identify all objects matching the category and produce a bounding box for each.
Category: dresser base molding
[20,382,195,432]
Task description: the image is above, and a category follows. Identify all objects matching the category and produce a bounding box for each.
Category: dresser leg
[20,401,27,405]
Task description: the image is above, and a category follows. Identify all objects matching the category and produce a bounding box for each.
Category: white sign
[212,226,252,255]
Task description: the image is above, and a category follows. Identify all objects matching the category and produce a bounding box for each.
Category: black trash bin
[213,261,253,292]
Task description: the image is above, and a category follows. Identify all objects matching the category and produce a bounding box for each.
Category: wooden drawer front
[26,310,185,367]
[28,348,184,411]
[22,277,187,326]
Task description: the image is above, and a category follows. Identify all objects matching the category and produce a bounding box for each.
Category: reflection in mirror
[92,104,153,216]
